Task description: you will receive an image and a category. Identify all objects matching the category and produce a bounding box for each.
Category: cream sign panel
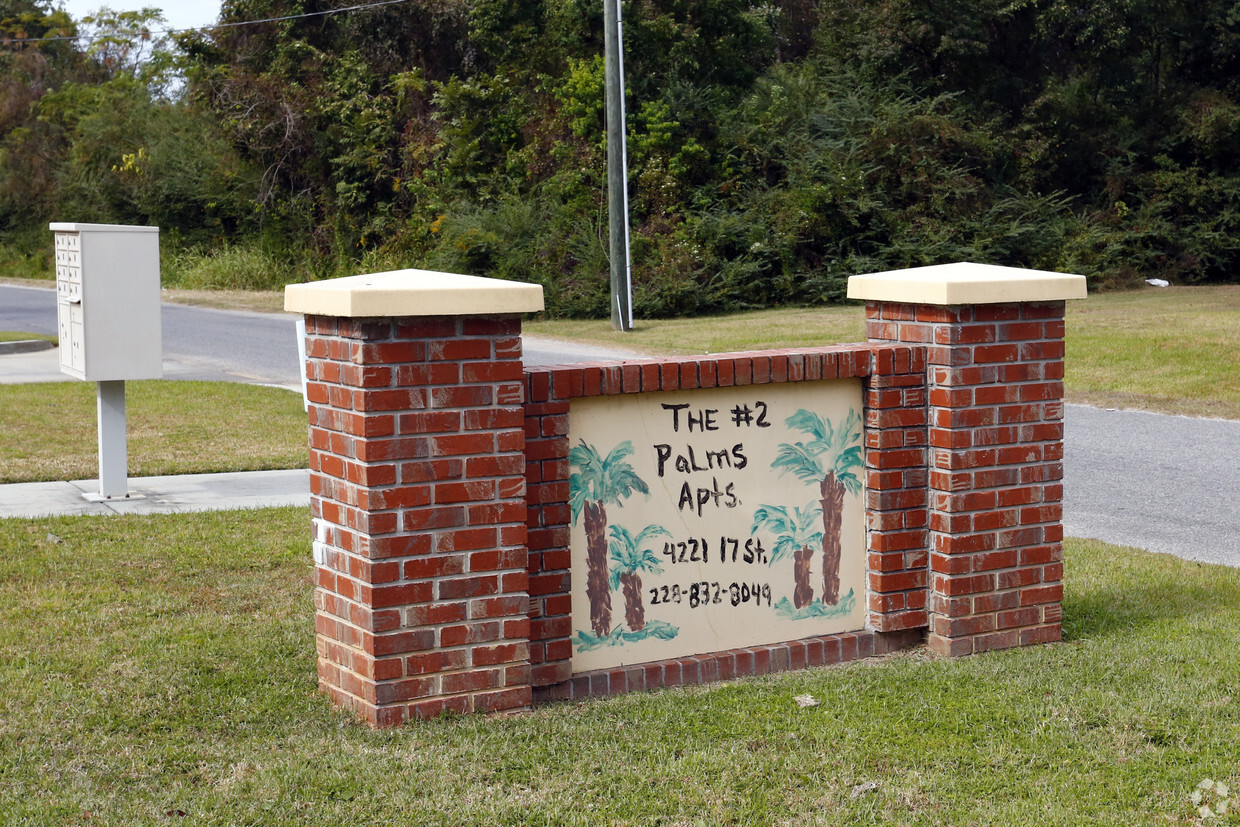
[568,381,866,673]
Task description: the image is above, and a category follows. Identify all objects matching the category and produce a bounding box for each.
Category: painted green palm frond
[604,440,636,465]
[636,547,663,571]
[772,441,825,483]
[568,439,605,518]
[768,534,799,564]
[837,444,863,471]
[606,523,669,565]
[834,444,865,496]
[607,523,637,557]
[751,504,795,537]
[609,552,659,590]
[631,523,671,550]
[608,523,669,589]
[602,441,649,505]
[830,411,865,495]
[754,503,822,564]
[785,409,829,442]
[569,480,587,525]
[607,541,628,591]
[793,503,824,537]
[834,409,863,454]
[570,440,649,517]
[790,504,824,549]
[775,408,865,488]
[835,470,863,497]
[836,470,863,497]
[568,439,605,480]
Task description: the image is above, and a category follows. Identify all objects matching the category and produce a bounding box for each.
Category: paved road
[4,282,1237,564]
[0,282,57,335]
[0,282,640,385]
[2,282,298,384]
[1063,404,1240,566]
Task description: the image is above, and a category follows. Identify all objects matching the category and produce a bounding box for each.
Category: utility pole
[604,0,633,331]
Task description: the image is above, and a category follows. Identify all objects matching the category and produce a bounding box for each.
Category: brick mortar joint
[317,557,532,575]
[316,612,530,641]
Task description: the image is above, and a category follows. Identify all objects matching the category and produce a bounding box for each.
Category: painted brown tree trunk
[792,545,814,609]
[620,571,645,631]
[584,501,612,637]
[819,472,846,605]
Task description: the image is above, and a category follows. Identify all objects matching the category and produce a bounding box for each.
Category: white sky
[53,0,223,32]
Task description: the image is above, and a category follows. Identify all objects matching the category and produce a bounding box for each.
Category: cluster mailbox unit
[51,222,162,498]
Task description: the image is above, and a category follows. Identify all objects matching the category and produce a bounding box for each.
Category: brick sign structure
[286,262,1085,726]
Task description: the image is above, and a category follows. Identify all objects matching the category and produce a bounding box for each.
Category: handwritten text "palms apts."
[653,400,771,516]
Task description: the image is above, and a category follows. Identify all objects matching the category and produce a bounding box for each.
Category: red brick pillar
[286,271,544,725]
[849,263,1086,656]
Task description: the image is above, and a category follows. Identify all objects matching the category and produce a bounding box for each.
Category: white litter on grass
[794,693,819,708]
[311,517,332,565]
[851,781,880,798]
[1146,278,1170,287]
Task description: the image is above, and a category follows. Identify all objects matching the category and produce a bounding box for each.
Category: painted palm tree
[751,504,824,609]
[569,439,649,637]
[607,524,670,632]
[771,409,863,605]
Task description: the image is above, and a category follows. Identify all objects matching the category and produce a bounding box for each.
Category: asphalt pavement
[1063,404,1240,566]
[0,281,643,388]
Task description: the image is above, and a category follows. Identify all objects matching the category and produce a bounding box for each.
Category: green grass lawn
[1065,285,1240,420]
[0,330,56,344]
[526,304,869,357]
[525,284,1240,421]
[0,510,1235,824]
[0,381,307,484]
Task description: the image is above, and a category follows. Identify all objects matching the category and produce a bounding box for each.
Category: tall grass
[162,245,296,292]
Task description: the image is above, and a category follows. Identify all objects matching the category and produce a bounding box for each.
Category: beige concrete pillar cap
[846,262,1087,305]
[284,269,545,318]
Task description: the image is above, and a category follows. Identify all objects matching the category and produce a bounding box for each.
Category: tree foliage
[5,0,1240,310]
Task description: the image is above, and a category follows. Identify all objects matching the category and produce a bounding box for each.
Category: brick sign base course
[299,299,1068,724]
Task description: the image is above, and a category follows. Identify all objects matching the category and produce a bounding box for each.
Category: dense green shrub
[5,0,1240,313]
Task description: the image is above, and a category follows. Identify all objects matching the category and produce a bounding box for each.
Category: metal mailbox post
[51,222,162,499]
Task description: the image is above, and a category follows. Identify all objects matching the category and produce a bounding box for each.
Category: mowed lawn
[0,510,1237,825]
[525,284,1240,421]
[0,381,307,484]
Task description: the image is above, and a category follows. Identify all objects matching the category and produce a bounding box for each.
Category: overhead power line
[0,0,414,45]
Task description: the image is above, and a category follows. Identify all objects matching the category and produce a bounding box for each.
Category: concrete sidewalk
[0,469,310,519]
